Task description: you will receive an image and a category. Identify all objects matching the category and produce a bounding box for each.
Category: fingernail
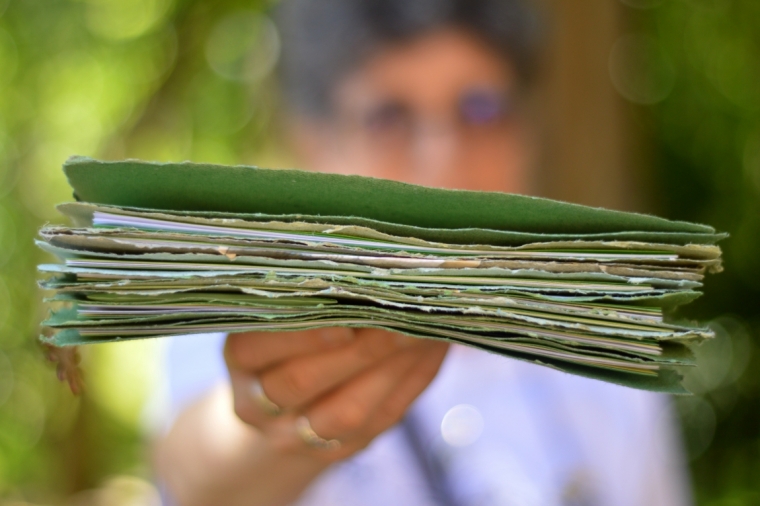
[249,377,282,416]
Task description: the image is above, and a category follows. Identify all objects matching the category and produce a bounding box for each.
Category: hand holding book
[226,328,448,455]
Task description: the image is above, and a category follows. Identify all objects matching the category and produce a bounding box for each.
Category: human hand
[225,327,448,464]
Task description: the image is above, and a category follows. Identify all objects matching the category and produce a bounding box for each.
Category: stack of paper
[38,157,725,393]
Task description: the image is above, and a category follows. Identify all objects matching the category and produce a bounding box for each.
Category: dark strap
[400,410,460,506]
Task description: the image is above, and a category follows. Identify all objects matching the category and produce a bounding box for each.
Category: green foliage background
[0,0,757,504]
[643,1,760,504]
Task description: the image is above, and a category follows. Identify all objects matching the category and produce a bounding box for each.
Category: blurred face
[291,28,533,193]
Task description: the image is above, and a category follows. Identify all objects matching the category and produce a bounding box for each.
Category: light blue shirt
[165,334,692,506]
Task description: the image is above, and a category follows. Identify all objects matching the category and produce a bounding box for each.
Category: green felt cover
[64,157,715,236]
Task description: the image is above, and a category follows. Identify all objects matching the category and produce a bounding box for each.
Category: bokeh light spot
[676,395,717,461]
[85,0,171,41]
[609,33,675,105]
[682,319,735,395]
[706,40,760,111]
[205,11,280,83]
[441,404,484,447]
[87,339,165,429]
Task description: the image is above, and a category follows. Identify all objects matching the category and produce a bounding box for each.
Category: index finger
[225,327,355,372]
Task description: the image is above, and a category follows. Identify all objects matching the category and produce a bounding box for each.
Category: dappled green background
[641,1,760,504]
[0,0,757,504]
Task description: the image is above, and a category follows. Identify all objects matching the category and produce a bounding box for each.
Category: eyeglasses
[336,87,517,145]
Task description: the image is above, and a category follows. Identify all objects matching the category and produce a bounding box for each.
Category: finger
[259,328,418,410]
[228,366,277,430]
[228,362,361,461]
[302,341,443,441]
[361,341,448,437]
[228,365,305,439]
[225,328,355,372]
[226,329,414,430]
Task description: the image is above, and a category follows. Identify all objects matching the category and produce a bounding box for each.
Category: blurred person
[156,1,692,505]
